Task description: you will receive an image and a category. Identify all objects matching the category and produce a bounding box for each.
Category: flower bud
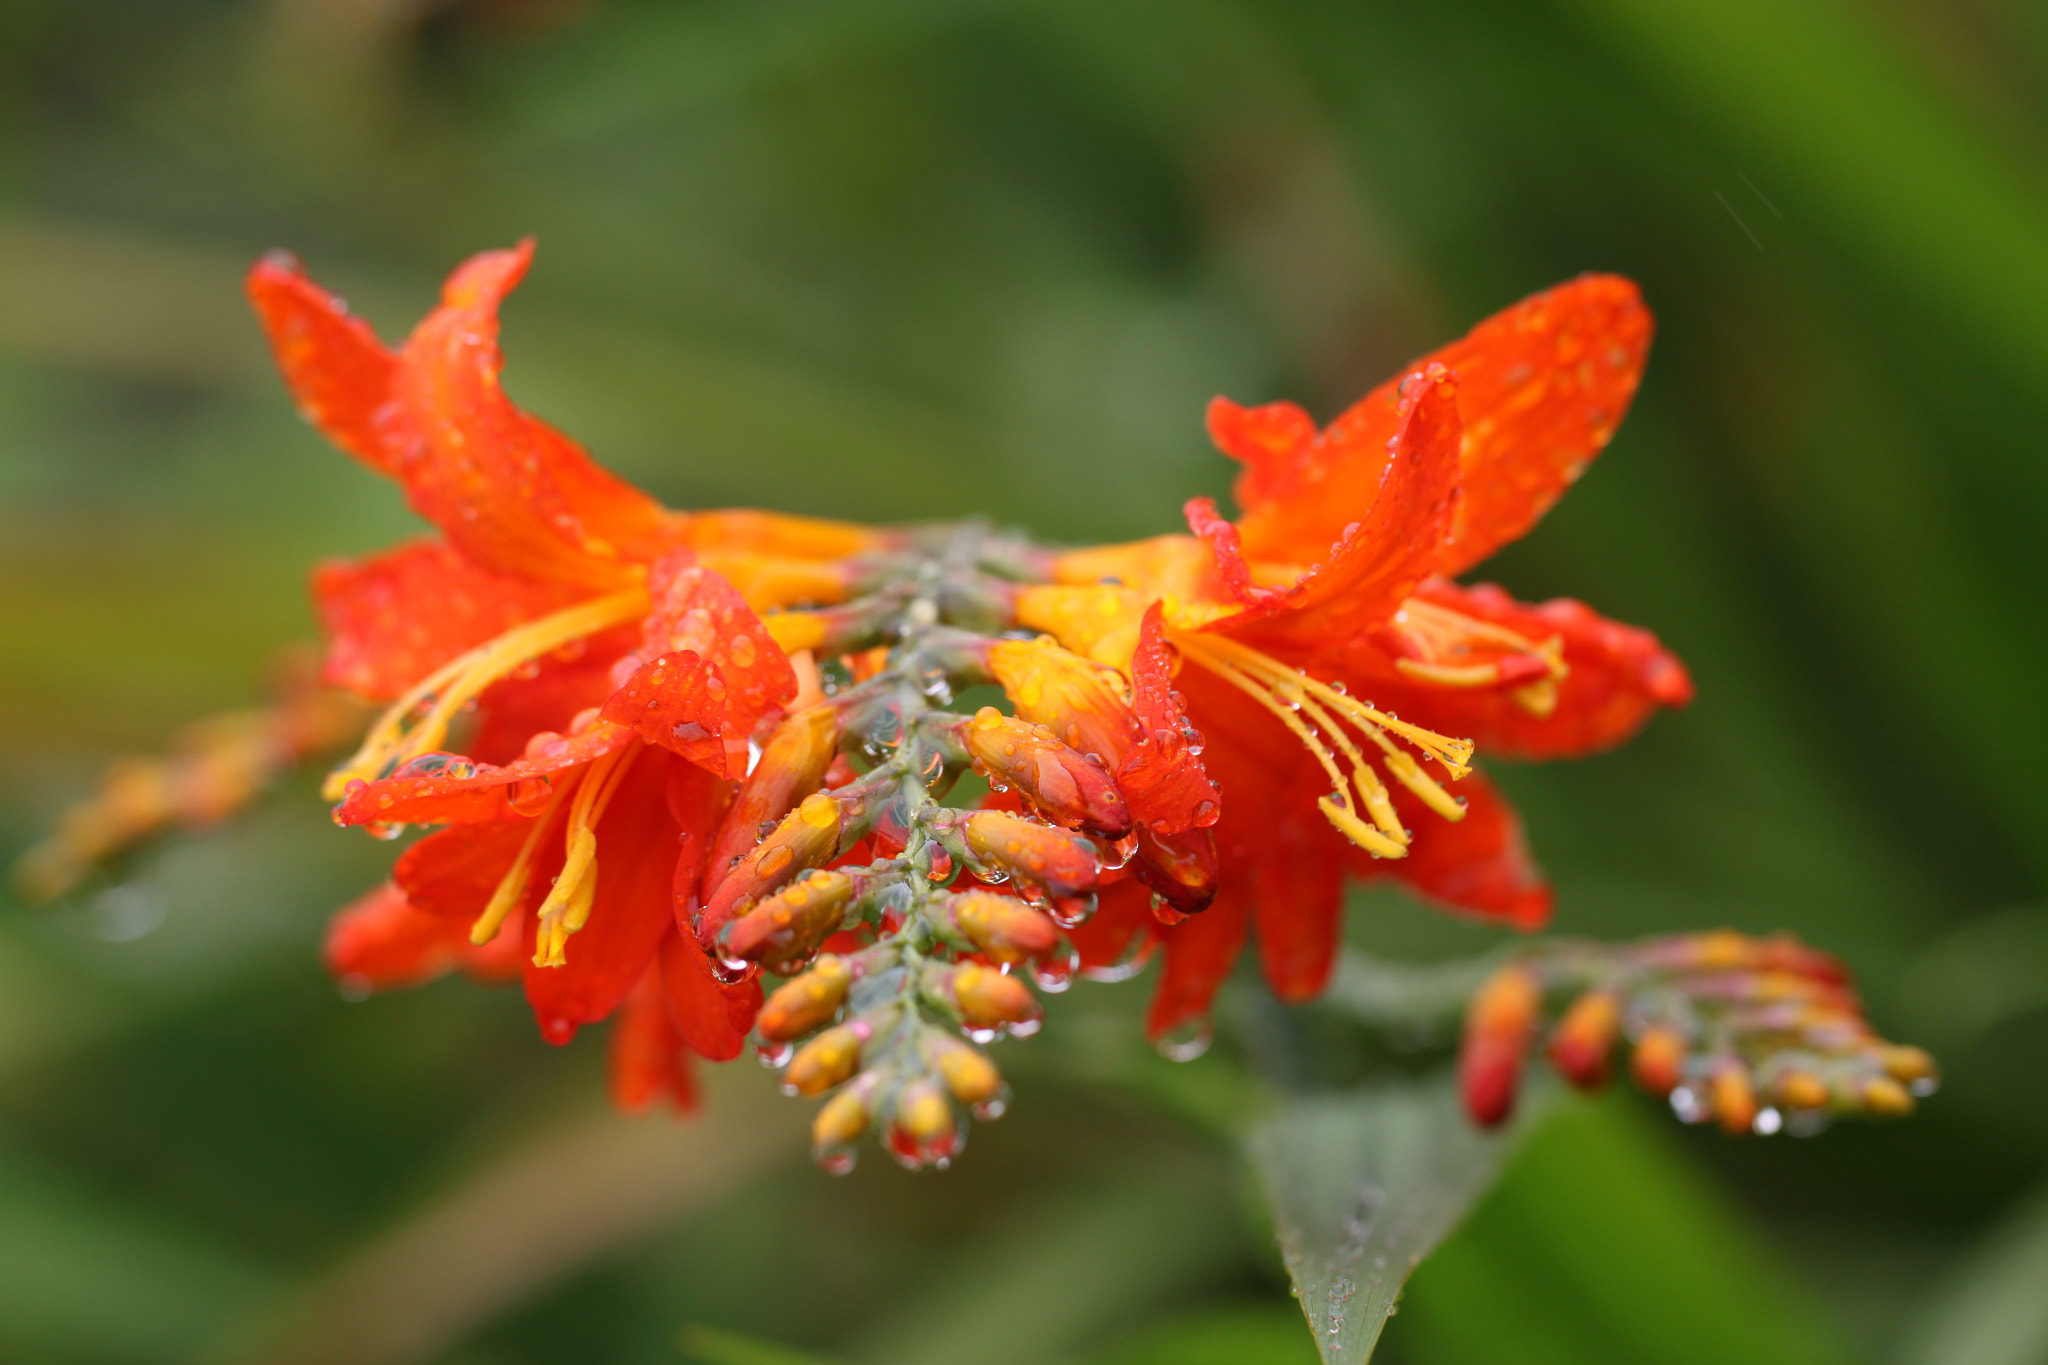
[1547,990,1619,1090]
[957,708,1131,837]
[1630,1025,1687,1096]
[785,1024,862,1096]
[1131,823,1219,915]
[1859,1075,1915,1117]
[812,1088,870,1147]
[1773,1070,1830,1111]
[1459,964,1541,1128]
[949,962,1041,1029]
[704,706,840,881]
[757,955,852,1041]
[1710,1060,1757,1136]
[722,868,855,970]
[960,810,1102,898]
[1878,1045,1936,1085]
[887,1079,960,1167]
[984,638,1143,770]
[932,1038,1004,1106]
[949,891,1059,963]
[702,790,845,938]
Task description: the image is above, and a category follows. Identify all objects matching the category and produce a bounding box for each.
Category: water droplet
[754,1040,793,1069]
[1156,1019,1212,1061]
[1049,893,1096,929]
[1752,1106,1784,1136]
[711,956,757,985]
[815,1144,858,1176]
[1030,941,1079,993]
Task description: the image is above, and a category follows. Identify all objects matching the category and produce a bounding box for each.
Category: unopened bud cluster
[705,526,1214,1172]
[1460,930,1937,1136]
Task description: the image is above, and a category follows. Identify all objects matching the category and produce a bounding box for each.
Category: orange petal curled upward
[1217,275,1651,576]
[323,881,518,992]
[1116,605,1221,838]
[1198,364,1463,650]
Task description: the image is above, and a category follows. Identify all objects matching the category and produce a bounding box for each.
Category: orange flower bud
[1773,1070,1830,1111]
[1878,1045,1936,1084]
[812,1087,870,1147]
[1547,990,1619,1090]
[985,637,1143,769]
[1630,1025,1687,1096]
[1710,1060,1757,1136]
[703,790,846,938]
[1459,964,1541,1127]
[756,955,852,1040]
[949,962,1041,1029]
[785,1025,862,1096]
[722,867,856,970]
[932,1039,1004,1106]
[958,707,1131,837]
[949,891,1059,963]
[705,706,840,881]
[1131,823,1219,915]
[961,810,1102,898]
[894,1080,955,1144]
[1859,1075,1915,1117]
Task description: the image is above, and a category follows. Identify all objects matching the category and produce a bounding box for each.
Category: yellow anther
[1170,630,1474,859]
[529,744,638,968]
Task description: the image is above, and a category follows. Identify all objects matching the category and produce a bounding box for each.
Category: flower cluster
[32,238,1918,1171]
[1460,931,1938,1135]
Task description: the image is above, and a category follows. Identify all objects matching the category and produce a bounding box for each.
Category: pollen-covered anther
[955,707,1132,837]
[722,869,857,972]
[1379,596,1569,718]
[756,954,853,1040]
[1172,631,1473,861]
[958,810,1103,899]
[947,890,1060,964]
[323,587,650,802]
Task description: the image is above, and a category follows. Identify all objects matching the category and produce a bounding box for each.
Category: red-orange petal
[1066,876,1155,975]
[246,252,400,474]
[313,538,587,700]
[660,928,754,1062]
[331,721,636,827]
[1360,767,1552,931]
[323,881,517,990]
[1144,881,1251,1042]
[1252,810,1348,1004]
[1341,578,1693,761]
[392,817,532,920]
[601,554,797,777]
[1116,604,1221,837]
[523,749,679,1037]
[389,243,669,586]
[609,963,700,1115]
[1201,365,1463,651]
[1222,276,1651,575]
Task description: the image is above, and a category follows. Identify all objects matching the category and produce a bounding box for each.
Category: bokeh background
[3,1,2046,1362]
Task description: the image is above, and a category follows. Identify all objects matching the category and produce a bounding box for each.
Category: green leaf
[1245,1073,1546,1365]
[1896,1178,2048,1365]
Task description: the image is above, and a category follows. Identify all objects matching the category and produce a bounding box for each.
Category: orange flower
[251,241,882,1108]
[1016,277,1692,1040]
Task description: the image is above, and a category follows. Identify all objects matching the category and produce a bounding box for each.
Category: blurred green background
[3,0,2046,1362]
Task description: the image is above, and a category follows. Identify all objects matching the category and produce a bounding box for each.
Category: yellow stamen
[324,587,650,801]
[1386,599,1567,719]
[1173,631,1476,860]
[532,743,639,968]
[469,769,581,946]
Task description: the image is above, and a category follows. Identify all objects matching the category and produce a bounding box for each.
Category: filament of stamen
[533,743,639,968]
[324,587,650,801]
[469,769,581,945]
